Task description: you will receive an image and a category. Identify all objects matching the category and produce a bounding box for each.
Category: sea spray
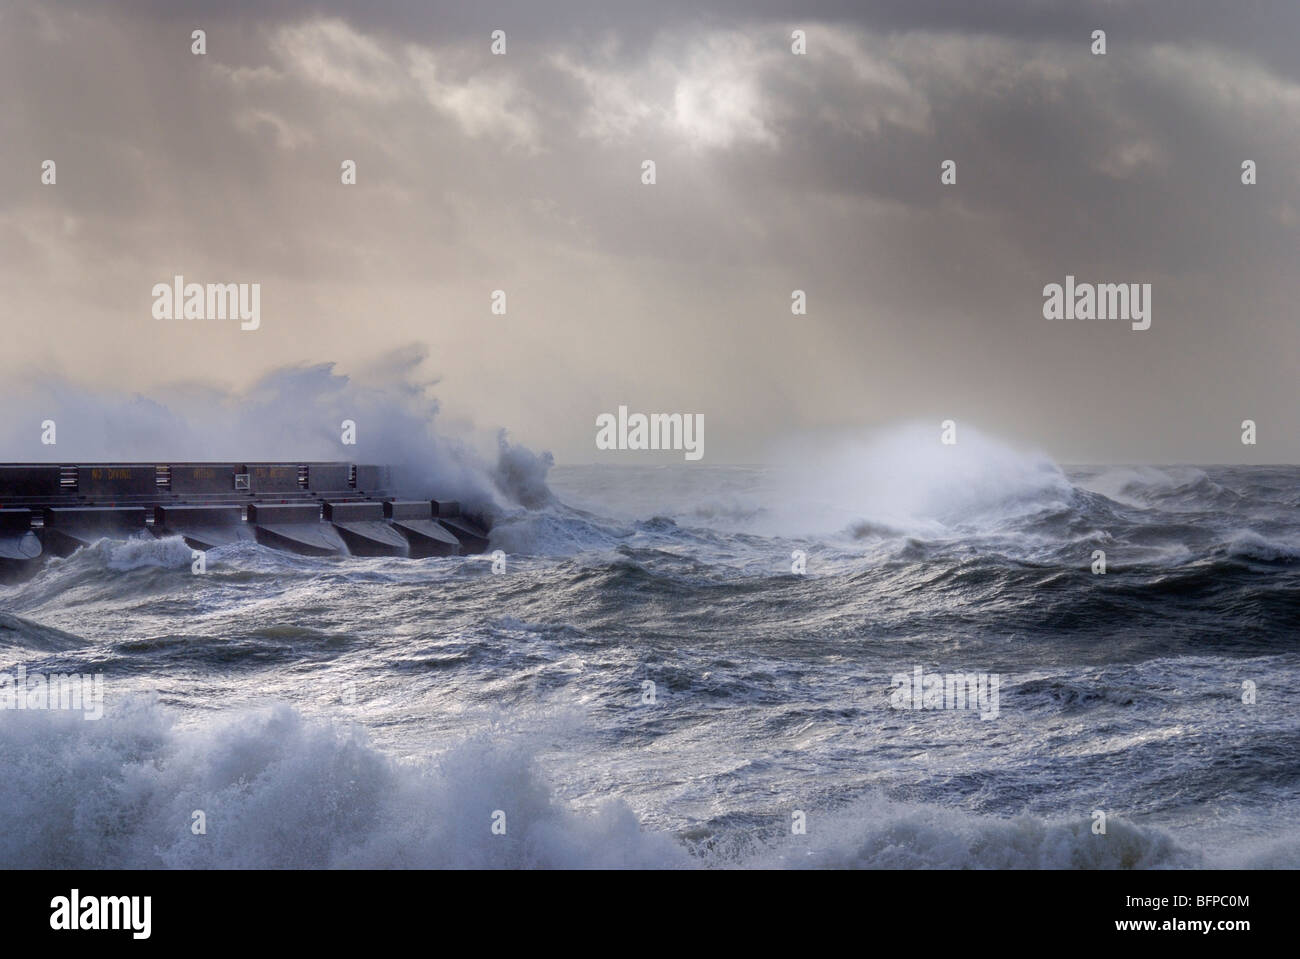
[0,352,556,514]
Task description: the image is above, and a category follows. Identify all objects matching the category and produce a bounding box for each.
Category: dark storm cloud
[1,0,1296,463]
[56,0,1300,70]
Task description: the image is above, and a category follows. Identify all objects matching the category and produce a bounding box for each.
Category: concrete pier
[0,462,490,575]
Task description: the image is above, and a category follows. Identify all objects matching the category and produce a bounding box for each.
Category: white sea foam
[0,697,681,869]
[3,697,1290,870]
[1223,530,1300,561]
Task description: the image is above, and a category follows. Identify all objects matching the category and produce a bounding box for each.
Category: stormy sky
[1,0,1297,464]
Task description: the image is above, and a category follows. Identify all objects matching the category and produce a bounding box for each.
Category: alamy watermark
[1043,275,1151,331]
[889,665,1000,720]
[50,890,150,939]
[0,666,104,720]
[152,275,260,331]
[595,405,704,461]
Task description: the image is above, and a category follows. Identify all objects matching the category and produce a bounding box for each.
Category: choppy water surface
[2,445,1297,868]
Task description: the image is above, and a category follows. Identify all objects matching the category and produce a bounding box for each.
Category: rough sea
[2,431,1297,869]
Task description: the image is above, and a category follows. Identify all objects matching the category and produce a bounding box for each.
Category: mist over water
[0,399,1296,868]
[758,423,1076,539]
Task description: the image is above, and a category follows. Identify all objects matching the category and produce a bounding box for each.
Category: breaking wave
[3,698,1274,870]
[0,354,557,515]
[0,698,681,870]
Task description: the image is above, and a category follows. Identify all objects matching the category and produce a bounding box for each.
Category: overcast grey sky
[1,0,1296,464]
